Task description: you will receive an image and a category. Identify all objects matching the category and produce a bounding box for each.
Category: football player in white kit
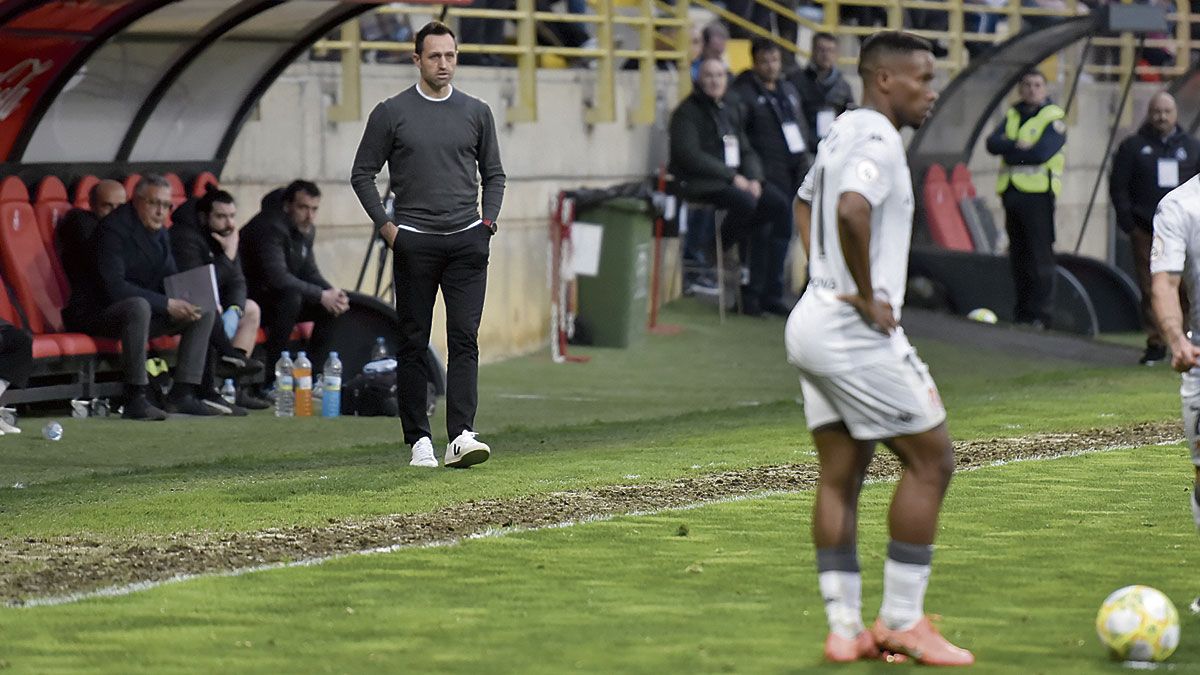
[786,32,973,665]
[1150,174,1200,613]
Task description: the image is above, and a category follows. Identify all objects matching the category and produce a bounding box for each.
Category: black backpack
[341,370,399,417]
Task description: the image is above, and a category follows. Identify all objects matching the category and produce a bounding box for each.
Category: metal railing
[313,0,1200,126]
[314,0,690,125]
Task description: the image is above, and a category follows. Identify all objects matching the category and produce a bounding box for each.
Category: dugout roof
[0,0,455,169]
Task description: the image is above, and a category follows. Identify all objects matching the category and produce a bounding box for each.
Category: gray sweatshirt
[351,84,506,233]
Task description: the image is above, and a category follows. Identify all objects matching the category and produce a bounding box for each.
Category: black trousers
[254,290,329,387]
[697,182,793,306]
[68,297,214,386]
[392,225,490,445]
[1002,189,1057,327]
[0,322,32,389]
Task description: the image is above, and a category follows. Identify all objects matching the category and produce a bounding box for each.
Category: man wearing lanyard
[668,57,793,317]
[789,32,856,143]
[732,38,815,313]
[351,21,506,469]
[1110,91,1200,364]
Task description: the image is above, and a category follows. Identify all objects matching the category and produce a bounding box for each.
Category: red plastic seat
[73,175,99,210]
[0,176,97,356]
[192,172,219,197]
[123,173,141,200]
[922,165,974,252]
[0,278,60,359]
[33,176,71,297]
[950,163,977,203]
[254,321,315,344]
[164,173,187,209]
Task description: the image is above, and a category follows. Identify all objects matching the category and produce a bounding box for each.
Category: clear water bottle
[370,336,390,361]
[221,378,236,405]
[293,351,313,417]
[42,421,62,441]
[322,351,342,418]
[274,351,294,417]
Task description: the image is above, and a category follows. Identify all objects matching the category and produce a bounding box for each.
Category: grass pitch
[0,300,1193,673]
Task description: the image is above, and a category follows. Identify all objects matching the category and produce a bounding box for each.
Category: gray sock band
[816,546,860,573]
[887,540,934,566]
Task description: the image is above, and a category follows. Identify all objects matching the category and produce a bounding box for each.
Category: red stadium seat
[123,173,141,200]
[164,173,187,209]
[192,171,219,197]
[33,176,71,296]
[922,165,974,252]
[73,175,99,210]
[0,278,60,359]
[0,177,96,356]
[950,163,977,203]
[254,321,315,344]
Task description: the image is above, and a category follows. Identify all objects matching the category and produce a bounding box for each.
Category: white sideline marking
[10,435,1182,609]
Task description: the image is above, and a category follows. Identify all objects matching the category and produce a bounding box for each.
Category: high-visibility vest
[995,103,1065,196]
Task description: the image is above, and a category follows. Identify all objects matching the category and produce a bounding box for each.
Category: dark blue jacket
[1109,123,1200,232]
[96,202,177,317]
[985,101,1067,165]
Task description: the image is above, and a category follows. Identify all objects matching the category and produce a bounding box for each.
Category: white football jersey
[1151,174,1200,342]
[787,108,915,374]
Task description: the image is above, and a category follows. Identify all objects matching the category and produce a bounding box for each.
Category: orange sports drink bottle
[293,351,313,417]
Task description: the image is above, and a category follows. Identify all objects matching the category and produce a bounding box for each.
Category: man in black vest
[1110,91,1200,365]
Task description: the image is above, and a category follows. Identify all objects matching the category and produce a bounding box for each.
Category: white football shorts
[1180,370,1200,467]
[799,344,946,441]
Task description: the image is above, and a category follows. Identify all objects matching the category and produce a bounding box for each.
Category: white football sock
[819,571,865,639]
[880,558,931,631]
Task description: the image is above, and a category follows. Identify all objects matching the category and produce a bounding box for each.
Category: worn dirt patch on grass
[0,421,1180,605]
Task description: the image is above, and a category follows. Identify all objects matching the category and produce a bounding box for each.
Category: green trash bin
[573,197,653,348]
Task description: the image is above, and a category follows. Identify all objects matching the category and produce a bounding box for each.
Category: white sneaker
[409,437,437,467]
[0,418,19,434]
[445,431,490,468]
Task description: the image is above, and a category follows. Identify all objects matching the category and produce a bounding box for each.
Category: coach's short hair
[857,31,933,78]
[283,179,320,204]
[415,20,456,55]
[197,189,235,218]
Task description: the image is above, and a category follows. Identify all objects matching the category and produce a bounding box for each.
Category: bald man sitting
[1110,92,1200,365]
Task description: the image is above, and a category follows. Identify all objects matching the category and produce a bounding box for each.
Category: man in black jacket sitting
[669,57,793,316]
[63,174,218,419]
[172,189,269,410]
[240,180,349,389]
[1110,91,1200,365]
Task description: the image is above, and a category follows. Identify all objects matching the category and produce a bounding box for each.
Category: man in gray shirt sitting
[351,20,506,470]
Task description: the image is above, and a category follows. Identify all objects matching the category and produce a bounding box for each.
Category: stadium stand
[33,176,72,295]
[72,176,100,210]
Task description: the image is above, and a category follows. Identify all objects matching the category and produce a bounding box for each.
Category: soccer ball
[966,308,998,324]
[1095,585,1180,662]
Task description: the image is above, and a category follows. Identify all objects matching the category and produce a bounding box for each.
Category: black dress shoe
[200,391,249,416]
[122,393,168,421]
[216,353,265,379]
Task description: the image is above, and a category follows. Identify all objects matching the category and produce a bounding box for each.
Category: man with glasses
[65,174,218,419]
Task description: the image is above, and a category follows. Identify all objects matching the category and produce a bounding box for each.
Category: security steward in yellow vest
[985,70,1066,329]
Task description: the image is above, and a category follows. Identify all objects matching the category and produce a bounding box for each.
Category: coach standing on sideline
[351,20,505,470]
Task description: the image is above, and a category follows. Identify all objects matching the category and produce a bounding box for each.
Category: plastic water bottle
[294,351,313,417]
[274,351,294,417]
[42,421,62,441]
[370,337,390,361]
[221,379,236,405]
[322,352,342,418]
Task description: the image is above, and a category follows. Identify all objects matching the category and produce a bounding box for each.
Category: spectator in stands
[0,318,31,435]
[691,21,730,82]
[986,69,1067,329]
[789,32,856,142]
[171,189,270,411]
[669,57,793,317]
[731,38,813,310]
[458,0,508,66]
[241,180,349,392]
[64,174,219,419]
[1110,91,1200,365]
